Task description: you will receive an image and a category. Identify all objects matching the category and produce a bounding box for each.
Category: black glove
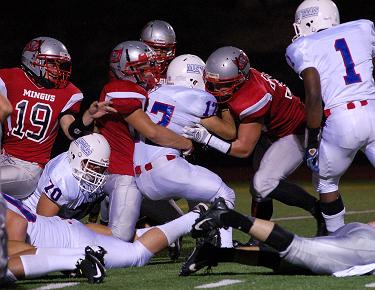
[304,127,321,173]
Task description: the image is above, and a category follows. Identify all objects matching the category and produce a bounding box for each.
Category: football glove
[304,127,321,173]
[183,124,231,154]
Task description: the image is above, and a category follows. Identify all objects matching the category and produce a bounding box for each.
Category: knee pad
[213,182,235,209]
[253,173,279,199]
[313,173,339,194]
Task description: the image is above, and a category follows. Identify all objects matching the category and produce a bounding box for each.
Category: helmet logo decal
[110,48,123,63]
[24,39,44,52]
[235,53,249,71]
[74,138,93,156]
[298,6,319,20]
[187,64,204,74]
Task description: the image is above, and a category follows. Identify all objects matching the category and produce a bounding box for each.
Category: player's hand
[304,147,319,172]
[182,124,212,145]
[88,101,117,119]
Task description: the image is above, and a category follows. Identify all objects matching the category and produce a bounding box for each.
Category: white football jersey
[22,152,105,212]
[286,19,375,109]
[134,85,217,164]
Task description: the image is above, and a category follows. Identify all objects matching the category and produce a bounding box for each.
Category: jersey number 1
[334,38,362,85]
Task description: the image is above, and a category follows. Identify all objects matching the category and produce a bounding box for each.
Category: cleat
[191,197,230,240]
[75,254,106,284]
[168,237,182,261]
[85,246,107,266]
[179,242,218,276]
[233,236,260,248]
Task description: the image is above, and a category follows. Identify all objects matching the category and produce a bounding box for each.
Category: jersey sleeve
[238,93,272,123]
[107,92,143,115]
[286,38,315,75]
[369,21,375,58]
[0,76,7,97]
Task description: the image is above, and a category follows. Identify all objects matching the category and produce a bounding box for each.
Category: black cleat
[75,247,107,283]
[191,197,230,240]
[179,242,218,276]
[168,237,182,261]
[85,246,107,266]
[233,236,260,248]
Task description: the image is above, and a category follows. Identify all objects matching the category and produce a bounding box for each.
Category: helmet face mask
[21,37,72,88]
[167,54,205,90]
[292,0,340,41]
[140,20,176,75]
[110,41,159,90]
[204,46,250,103]
[68,134,110,193]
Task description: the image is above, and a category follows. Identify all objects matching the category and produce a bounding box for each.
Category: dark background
[1,0,374,178]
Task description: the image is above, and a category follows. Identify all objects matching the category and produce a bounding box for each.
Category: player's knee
[314,176,339,194]
[111,226,134,242]
[132,241,153,267]
[252,173,279,199]
[215,183,235,209]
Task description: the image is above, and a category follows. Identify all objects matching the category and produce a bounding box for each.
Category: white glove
[182,124,212,145]
[183,124,231,154]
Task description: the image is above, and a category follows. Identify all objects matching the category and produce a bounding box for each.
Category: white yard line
[365,282,375,287]
[272,209,375,221]
[195,279,244,288]
[32,282,80,290]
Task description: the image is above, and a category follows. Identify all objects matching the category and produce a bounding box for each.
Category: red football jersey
[0,68,82,166]
[228,68,306,138]
[96,79,147,175]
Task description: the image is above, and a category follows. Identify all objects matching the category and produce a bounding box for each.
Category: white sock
[323,208,346,233]
[20,254,83,278]
[156,211,199,245]
[219,227,233,248]
[135,227,153,238]
[36,247,84,256]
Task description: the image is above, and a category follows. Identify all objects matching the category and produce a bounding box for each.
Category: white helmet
[293,0,340,41]
[167,54,205,90]
[68,133,110,193]
[21,36,72,88]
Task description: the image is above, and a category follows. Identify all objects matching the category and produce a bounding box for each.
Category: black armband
[305,127,321,148]
[68,117,93,139]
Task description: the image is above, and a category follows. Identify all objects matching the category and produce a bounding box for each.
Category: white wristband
[207,135,231,154]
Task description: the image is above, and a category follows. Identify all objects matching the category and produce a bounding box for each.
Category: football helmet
[68,133,110,193]
[140,20,176,75]
[204,46,250,103]
[21,36,72,89]
[167,54,205,90]
[293,0,340,41]
[109,40,158,91]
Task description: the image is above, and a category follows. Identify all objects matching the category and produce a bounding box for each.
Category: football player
[22,133,110,220]
[286,0,375,233]
[181,197,375,277]
[0,36,115,200]
[134,54,236,247]
[140,19,176,85]
[3,193,206,283]
[95,41,192,241]
[183,46,326,238]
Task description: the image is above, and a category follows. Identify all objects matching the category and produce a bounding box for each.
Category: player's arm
[0,93,12,123]
[183,119,262,158]
[59,101,117,140]
[301,67,322,129]
[201,109,236,140]
[125,108,192,151]
[36,193,60,216]
[228,121,262,158]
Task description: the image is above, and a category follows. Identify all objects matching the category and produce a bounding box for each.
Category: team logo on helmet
[23,39,44,52]
[298,6,319,20]
[187,64,204,74]
[235,52,249,71]
[74,138,93,156]
[110,49,123,63]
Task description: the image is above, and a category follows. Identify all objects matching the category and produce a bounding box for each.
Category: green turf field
[10,180,375,290]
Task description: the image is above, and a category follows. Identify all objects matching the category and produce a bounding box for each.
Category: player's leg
[0,155,42,199]
[252,134,324,234]
[104,174,142,241]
